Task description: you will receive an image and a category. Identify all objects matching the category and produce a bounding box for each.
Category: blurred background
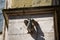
[0,0,60,33]
[0,0,5,33]
[0,0,60,40]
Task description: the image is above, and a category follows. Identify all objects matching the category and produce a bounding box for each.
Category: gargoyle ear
[24,20,28,26]
[32,19,38,26]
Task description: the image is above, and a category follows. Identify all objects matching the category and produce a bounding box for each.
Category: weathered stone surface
[6,14,55,40]
[8,0,52,8]
[0,34,3,40]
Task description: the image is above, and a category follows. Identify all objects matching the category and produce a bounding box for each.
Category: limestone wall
[6,14,55,40]
[0,34,3,40]
[7,0,52,8]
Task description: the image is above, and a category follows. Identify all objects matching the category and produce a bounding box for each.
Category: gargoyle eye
[24,20,28,26]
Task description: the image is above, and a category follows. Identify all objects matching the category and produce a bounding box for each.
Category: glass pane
[0,0,5,34]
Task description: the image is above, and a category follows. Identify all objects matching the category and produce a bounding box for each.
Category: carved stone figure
[24,19,35,33]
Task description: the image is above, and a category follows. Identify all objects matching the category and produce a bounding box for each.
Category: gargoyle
[24,19,35,33]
